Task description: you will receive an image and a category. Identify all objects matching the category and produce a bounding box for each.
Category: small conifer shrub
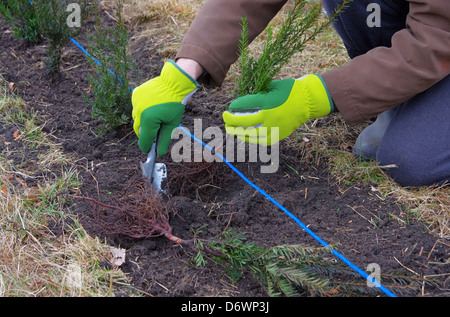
[84,0,137,135]
[0,0,41,43]
[33,0,90,73]
[238,0,351,96]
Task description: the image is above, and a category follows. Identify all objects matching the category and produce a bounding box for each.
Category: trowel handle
[145,129,161,175]
[148,139,157,162]
[153,129,162,157]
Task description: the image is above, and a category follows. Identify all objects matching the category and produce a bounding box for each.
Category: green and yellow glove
[223,74,334,145]
[132,60,200,155]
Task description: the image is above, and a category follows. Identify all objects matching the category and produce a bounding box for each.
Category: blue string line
[27,0,396,297]
[178,126,396,297]
[76,35,398,299]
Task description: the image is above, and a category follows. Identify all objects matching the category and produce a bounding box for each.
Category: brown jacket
[176,0,450,124]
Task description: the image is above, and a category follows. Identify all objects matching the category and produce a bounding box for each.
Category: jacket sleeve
[322,0,450,124]
[176,0,288,86]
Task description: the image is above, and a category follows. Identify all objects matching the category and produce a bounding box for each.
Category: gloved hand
[132,60,200,155]
[223,74,335,145]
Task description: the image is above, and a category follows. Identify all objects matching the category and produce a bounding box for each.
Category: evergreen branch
[192,229,432,297]
[84,0,137,135]
[237,0,352,96]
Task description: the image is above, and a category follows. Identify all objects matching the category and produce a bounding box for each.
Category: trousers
[322,0,450,186]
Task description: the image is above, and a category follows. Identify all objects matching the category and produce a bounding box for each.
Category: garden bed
[0,10,448,297]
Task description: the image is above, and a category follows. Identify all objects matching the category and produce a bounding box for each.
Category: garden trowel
[141,131,167,195]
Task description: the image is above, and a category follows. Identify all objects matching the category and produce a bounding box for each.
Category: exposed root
[166,160,233,201]
[71,189,201,249]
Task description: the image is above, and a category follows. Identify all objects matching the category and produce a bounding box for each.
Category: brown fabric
[322,0,450,124]
[176,0,450,125]
[176,0,288,86]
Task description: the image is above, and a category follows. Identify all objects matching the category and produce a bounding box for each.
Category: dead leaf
[26,194,40,203]
[13,130,21,140]
[15,177,27,188]
[2,174,14,181]
[84,84,92,94]
[109,247,126,267]
[26,187,40,203]
[8,82,16,92]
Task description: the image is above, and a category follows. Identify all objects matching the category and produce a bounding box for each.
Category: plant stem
[237,0,352,96]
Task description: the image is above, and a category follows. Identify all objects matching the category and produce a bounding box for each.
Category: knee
[322,0,408,58]
[322,0,369,28]
[377,147,449,187]
[322,0,379,57]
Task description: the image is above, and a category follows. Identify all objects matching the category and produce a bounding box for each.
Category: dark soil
[0,13,448,298]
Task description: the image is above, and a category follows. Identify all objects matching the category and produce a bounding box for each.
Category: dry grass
[122,0,204,58]
[379,182,450,239]
[0,78,130,297]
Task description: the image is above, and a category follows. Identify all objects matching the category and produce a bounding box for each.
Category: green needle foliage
[0,0,41,43]
[84,0,136,135]
[238,0,351,96]
[33,0,90,73]
[194,230,434,297]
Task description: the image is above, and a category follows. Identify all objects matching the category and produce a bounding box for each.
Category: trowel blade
[140,140,167,194]
[152,162,167,194]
